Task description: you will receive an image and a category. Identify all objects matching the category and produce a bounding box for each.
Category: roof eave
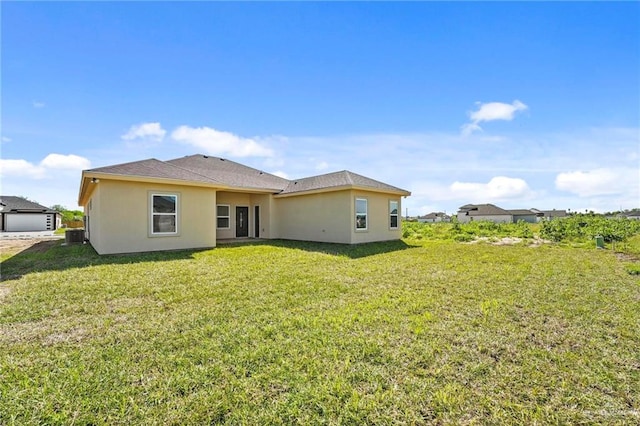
[78,171,228,206]
[275,184,411,198]
[220,185,287,194]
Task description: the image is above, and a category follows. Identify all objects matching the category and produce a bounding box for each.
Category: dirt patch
[467,237,549,247]
[1,239,61,256]
[43,327,90,346]
[616,252,640,262]
[0,321,90,346]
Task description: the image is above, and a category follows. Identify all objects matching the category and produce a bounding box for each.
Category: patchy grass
[1,238,639,424]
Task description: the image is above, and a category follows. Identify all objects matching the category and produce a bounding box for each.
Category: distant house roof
[0,196,58,213]
[80,154,410,204]
[419,212,449,219]
[541,209,567,218]
[457,204,511,216]
[621,210,640,218]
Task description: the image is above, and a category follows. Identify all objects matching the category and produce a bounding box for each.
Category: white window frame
[355,197,368,231]
[217,204,231,229]
[150,193,178,236]
[390,200,399,230]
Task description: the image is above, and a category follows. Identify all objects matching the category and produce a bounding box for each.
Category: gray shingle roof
[167,155,290,191]
[0,196,57,213]
[83,154,410,196]
[86,158,222,185]
[281,170,409,195]
[458,204,511,216]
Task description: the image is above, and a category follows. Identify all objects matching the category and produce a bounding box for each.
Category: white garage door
[5,214,51,232]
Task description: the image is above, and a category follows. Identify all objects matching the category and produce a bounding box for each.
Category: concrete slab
[0,231,64,240]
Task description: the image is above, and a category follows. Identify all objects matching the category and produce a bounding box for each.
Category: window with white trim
[390,200,399,229]
[355,198,368,230]
[217,204,230,229]
[151,194,178,234]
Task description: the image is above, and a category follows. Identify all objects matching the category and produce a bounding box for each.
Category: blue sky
[2,2,639,214]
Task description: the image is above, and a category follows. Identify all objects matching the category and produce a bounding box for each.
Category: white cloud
[171,125,273,157]
[121,122,166,142]
[2,136,11,143]
[470,100,528,122]
[0,154,91,180]
[0,159,45,179]
[462,100,528,136]
[40,153,91,170]
[460,122,482,137]
[555,168,638,197]
[451,176,532,200]
[32,101,45,108]
[315,161,329,171]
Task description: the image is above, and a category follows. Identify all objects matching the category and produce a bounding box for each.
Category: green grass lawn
[1,238,639,425]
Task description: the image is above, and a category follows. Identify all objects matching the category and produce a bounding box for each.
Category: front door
[236,206,249,238]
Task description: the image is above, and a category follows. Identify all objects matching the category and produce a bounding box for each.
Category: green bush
[402,215,640,249]
[539,214,640,245]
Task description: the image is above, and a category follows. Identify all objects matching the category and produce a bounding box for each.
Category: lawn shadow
[0,240,210,282]
[0,238,420,282]
[222,238,420,259]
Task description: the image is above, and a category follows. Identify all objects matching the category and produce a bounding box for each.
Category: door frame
[254,205,260,238]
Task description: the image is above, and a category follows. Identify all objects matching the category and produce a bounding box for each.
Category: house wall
[216,192,252,239]
[250,193,273,239]
[214,192,275,239]
[84,183,102,251]
[457,214,513,224]
[273,190,403,244]
[273,190,352,243]
[350,191,403,244]
[418,217,443,223]
[86,179,217,255]
[512,214,537,223]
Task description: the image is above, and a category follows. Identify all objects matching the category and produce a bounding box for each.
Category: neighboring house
[536,209,567,221]
[78,154,411,255]
[508,209,538,224]
[457,204,568,224]
[456,204,513,223]
[418,212,450,223]
[620,210,640,220]
[0,196,59,232]
[542,209,567,220]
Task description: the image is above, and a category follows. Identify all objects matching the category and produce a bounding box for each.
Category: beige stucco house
[78,154,411,254]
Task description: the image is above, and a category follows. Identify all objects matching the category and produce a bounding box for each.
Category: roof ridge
[344,170,355,185]
[170,154,290,183]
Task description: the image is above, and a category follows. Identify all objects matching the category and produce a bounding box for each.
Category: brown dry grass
[1,239,60,255]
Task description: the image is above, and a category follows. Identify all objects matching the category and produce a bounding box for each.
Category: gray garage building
[0,196,60,232]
